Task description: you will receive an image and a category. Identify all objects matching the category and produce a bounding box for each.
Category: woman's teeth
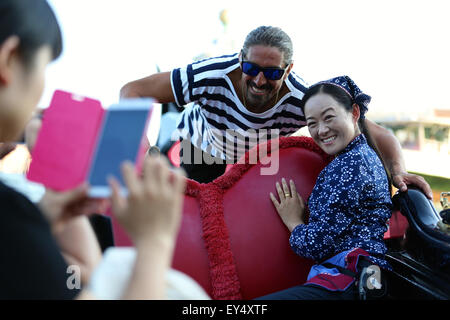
[322,136,336,143]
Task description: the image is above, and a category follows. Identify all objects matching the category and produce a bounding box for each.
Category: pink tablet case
[28,90,153,191]
[27,90,106,191]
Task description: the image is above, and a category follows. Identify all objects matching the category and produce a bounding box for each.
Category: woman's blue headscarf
[313,75,371,119]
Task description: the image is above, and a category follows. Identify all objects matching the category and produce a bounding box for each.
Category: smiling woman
[300,76,392,190]
[303,82,364,151]
[263,76,393,300]
[304,94,360,155]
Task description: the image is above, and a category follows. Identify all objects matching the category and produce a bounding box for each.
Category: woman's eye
[307,122,316,128]
[324,115,334,121]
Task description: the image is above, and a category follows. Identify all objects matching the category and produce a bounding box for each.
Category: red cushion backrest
[171,137,331,299]
[172,195,212,294]
[108,136,405,299]
[222,147,327,299]
[109,136,332,299]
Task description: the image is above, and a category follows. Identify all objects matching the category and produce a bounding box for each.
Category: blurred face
[240,45,292,112]
[0,41,51,141]
[304,93,360,155]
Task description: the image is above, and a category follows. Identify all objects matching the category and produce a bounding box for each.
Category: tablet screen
[88,104,150,196]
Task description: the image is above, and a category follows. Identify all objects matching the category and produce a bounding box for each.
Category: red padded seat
[108,136,406,299]
[172,136,331,299]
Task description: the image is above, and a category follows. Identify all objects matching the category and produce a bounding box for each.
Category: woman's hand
[270,178,305,232]
[108,156,186,300]
[109,156,186,249]
[55,216,103,285]
[38,183,108,233]
[38,184,106,284]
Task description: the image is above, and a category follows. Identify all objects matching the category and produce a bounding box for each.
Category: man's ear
[0,36,20,86]
[284,62,294,80]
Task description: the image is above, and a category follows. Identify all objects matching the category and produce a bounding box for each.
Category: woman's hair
[0,0,62,67]
[301,83,392,192]
[241,26,293,66]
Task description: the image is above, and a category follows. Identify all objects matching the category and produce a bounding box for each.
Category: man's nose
[253,71,267,87]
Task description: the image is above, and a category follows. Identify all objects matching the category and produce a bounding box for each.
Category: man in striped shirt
[120,26,432,199]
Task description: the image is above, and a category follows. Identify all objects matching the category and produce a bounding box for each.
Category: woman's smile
[304,93,359,156]
[321,135,337,145]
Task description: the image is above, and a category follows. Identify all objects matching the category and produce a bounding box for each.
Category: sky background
[43,0,450,120]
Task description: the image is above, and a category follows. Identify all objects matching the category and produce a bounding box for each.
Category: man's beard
[244,80,274,109]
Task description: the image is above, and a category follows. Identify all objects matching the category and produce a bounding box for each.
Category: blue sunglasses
[240,61,288,81]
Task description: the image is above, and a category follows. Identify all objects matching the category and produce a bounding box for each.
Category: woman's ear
[0,36,20,86]
[352,103,361,123]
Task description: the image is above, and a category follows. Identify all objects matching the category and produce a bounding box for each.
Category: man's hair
[0,0,62,66]
[241,26,293,66]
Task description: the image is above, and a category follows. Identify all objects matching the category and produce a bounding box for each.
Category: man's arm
[365,119,433,199]
[120,71,175,103]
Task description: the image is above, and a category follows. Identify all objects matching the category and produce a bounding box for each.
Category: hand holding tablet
[27,90,153,198]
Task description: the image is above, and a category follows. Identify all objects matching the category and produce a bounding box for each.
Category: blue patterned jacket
[290,134,392,274]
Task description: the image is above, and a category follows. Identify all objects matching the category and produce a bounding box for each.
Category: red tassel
[183,136,330,300]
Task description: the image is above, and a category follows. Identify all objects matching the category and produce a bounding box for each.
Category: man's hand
[365,119,433,200]
[392,171,433,200]
[270,178,305,232]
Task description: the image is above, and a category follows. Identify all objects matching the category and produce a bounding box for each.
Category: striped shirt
[170,53,309,161]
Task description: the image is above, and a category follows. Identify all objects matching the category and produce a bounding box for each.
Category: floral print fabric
[290,134,392,270]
